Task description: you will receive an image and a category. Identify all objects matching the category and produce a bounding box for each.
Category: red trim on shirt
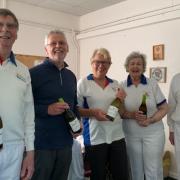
[104,78,109,87]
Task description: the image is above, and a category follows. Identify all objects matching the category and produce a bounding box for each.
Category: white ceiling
[13,0,126,16]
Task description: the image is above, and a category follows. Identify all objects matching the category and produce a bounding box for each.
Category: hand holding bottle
[135,111,154,127]
[135,111,148,126]
[116,88,126,101]
[59,98,81,134]
[48,101,69,115]
[92,108,108,121]
[106,88,126,121]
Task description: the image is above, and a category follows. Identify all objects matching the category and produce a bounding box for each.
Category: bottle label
[107,105,119,119]
[0,129,2,145]
[69,118,80,132]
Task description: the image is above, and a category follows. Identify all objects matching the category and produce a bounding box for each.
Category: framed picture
[153,44,164,60]
[16,54,45,68]
[150,67,167,83]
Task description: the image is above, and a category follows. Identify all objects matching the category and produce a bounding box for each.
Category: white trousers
[174,122,180,180]
[125,130,165,180]
[68,139,84,180]
[0,143,24,180]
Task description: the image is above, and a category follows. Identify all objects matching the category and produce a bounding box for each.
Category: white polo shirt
[167,73,180,132]
[0,52,35,151]
[121,75,166,136]
[77,74,124,146]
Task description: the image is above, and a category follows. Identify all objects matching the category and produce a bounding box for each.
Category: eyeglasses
[92,60,111,66]
[0,22,18,30]
[46,41,67,47]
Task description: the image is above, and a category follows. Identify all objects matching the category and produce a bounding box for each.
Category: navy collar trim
[127,74,147,87]
[8,52,17,66]
[44,58,68,68]
[87,74,113,83]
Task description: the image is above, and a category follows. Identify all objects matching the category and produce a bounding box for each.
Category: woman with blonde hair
[77,48,129,180]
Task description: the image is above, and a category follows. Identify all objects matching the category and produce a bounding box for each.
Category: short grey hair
[124,51,147,73]
[44,30,67,46]
[0,8,19,30]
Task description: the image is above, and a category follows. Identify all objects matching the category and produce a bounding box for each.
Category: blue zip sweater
[30,58,78,150]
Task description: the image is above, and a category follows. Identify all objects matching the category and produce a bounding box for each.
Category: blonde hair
[91,48,111,63]
[124,51,147,73]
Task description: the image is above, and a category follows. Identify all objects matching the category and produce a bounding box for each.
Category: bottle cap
[58,98,64,102]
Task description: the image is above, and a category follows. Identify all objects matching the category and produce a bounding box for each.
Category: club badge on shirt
[16,73,26,83]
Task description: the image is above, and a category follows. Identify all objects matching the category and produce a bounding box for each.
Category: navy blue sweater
[30,59,78,150]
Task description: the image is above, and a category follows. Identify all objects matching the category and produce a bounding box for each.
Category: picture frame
[16,54,45,68]
[149,67,167,83]
[153,44,164,60]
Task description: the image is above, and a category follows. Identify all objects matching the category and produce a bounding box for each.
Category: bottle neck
[142,95,146,104]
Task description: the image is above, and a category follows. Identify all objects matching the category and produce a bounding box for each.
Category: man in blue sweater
[30,30,79,180]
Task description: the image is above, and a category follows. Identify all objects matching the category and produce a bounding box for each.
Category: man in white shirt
[0,8,35,180]
[168,73,180,180]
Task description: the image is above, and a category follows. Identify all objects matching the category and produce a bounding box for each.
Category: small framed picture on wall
[150,67,167,83]
[153,44,164,60]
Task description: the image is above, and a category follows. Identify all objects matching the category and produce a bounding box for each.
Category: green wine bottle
[0,116,3,150]
[59,98,81,133]
[139,93,147,116]
[106,98,125,121]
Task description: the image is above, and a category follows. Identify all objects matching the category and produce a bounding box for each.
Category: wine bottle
[139,93,147,116]
[0,116,3,150]
[106,98,125,121]
[59,98,81,134]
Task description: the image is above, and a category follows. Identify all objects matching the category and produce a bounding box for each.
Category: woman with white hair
[120,51,168,180]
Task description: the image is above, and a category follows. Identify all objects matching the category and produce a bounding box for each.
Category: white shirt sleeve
[23,71,35,151]
[77,78,85,108]
[167,76,177,132]
[150,78,166,105]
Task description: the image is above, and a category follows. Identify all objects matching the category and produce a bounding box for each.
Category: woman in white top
[167,73,180,179]
[120,51,168,180]
[77,48,129,180]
